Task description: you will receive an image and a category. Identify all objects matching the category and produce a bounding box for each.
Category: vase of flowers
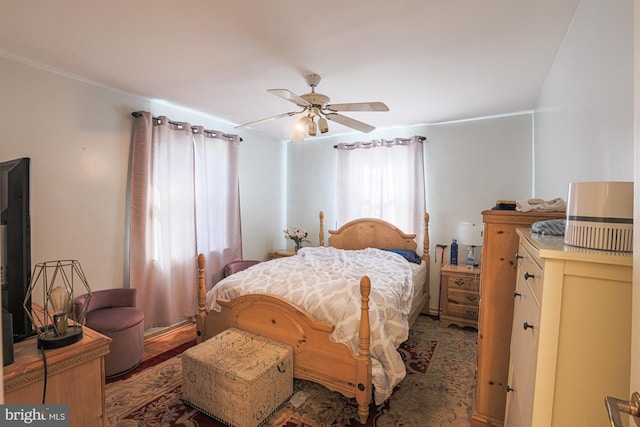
[283,225,310,252]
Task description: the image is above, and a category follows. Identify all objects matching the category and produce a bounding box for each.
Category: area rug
[106,316,477,427]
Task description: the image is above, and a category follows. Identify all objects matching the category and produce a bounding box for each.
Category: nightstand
[439,264,480,329]
[268,250,296,259]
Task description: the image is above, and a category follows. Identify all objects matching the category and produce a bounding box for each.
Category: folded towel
[516,198,566,212]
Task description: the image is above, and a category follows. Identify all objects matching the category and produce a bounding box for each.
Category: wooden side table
[439,264,481,329]
[269,250,296,259]
[3,326,111,427]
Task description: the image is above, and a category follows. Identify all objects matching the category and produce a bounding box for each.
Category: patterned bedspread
[206,246,417,404]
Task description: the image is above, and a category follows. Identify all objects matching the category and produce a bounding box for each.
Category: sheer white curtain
[336,136,426,254]
[193,126,242,291]
[129,112,241,328]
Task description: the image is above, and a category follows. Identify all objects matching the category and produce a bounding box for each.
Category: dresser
[439,264,480,329]
[4,326,111,427]
[472,210,565,427]
[505,228,631,427]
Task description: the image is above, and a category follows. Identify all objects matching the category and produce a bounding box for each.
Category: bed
[196,212,430,423]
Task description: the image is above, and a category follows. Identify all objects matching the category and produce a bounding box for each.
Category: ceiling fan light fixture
[291,128,306,143]
[296,115,310,132]
[308,117,317,136]
[238,73,388,141]
[318,116,329,134]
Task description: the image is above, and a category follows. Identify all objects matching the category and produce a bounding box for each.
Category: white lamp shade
[295,115,310,131]
[460,223,484,246]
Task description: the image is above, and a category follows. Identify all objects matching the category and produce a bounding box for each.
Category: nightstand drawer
[445,274,479,292]
[447,288,480,306]
[447,303,479,321]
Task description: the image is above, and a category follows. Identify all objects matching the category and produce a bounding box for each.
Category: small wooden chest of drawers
[439,264,481,329]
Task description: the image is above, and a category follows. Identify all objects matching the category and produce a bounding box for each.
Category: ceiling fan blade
[325,102,389,112]
[268,89,312,108]
[325,113,376,133]
[235,111,299,129]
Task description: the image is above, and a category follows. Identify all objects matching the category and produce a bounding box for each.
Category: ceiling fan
[236,73,389,142]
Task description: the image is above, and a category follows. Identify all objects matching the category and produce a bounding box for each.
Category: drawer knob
[515,253,523,260]
[513,291,521,298]
[524,271,535,280]
[523,321,534,330]
[605,392,640,427]
[454,279,465,286]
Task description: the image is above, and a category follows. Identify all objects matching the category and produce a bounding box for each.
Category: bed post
[196,254,207,343]
[423,212,430,272]
[356,275,372,424]
[420,212,431,299]
[319,210,325,246]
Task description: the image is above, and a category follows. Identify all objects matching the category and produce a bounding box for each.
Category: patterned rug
[106,316,477,427]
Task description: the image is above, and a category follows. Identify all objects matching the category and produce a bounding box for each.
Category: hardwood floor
[142,321,196,362]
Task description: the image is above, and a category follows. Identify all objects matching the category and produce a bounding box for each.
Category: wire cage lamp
[23,260,92,349]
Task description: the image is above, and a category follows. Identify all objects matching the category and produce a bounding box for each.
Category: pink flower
[284,225,310,249]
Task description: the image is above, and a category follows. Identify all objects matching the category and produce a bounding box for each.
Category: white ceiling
[0,0,580,141]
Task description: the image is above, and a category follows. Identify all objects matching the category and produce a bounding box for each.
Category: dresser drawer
[507,240,542,427]
[507,281,541,426]
[517,241,543,303]
[511,280,541,356]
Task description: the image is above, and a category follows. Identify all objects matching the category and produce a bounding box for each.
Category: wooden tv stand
[3,326,111,427]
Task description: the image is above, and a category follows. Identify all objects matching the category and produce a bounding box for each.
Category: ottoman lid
[183,328,292,381]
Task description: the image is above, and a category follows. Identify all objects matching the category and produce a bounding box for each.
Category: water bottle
[450,239,458,265]
[466,246,475,269]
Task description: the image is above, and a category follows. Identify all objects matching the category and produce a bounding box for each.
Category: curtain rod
[333,136,426,149]
[131,111,242,141]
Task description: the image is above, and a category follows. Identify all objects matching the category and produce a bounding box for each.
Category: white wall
[534,0,634,198]
[535,0,637,405]
[634,0,640,403]
[0,57,284,296]
[286,114,534,312]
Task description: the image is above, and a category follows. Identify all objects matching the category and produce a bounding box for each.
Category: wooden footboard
[196,254,373,423]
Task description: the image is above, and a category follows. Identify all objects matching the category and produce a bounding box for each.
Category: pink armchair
[74,288,144,378]
[223,260,261,277]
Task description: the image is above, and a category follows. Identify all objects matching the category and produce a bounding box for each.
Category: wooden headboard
[318,211,430,263]
[328,218,417,251]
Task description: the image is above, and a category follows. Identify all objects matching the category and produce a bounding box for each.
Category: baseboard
[425,306,440,318]
[144,317,195,342]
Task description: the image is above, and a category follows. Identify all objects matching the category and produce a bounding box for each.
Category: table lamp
[23,260,92,349]
[460,223,484,269]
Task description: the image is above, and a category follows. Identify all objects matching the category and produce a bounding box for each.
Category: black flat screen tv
[0,157,33,342]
